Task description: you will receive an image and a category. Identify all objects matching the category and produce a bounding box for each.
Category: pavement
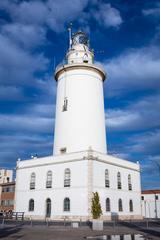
[0,220,159,240]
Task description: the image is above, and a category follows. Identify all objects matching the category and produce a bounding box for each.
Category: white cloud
[94,3,123,28]
[104,45,160,96]
[143,5,160,17]
[1,23,46,49]
[106,94,160,132]
[0,113,54,134]
[0,34,49,85]
[0,0,90,33]
[130,130,160,155]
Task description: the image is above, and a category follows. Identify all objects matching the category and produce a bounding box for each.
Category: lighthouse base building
[15,150,141,220]
[15,31,142,220]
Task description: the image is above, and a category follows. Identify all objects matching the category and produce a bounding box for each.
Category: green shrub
[91,192,102,219]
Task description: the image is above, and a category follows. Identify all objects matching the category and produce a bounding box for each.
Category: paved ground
[0,221,159,240]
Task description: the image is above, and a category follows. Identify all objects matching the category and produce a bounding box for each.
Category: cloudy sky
[0,0,160,189]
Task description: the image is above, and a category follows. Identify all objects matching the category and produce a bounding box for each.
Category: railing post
[30,217,32,227]
[146,219,149,229]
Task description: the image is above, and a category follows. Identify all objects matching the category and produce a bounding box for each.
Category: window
[2,186,15,192]
[64,168,71,187]
[141,196,144,200]
[2,200,14,206]
[129,199,133,212]
[46,171,52,188]
[30,172,36,190]
[62,98,68,112]
[64,198,70,211]
[46,198,51,217]
[60,148,67,154]
[106,198,110,212]
[105,169,110,188]
[118,199,123,212]
[128,174,132,191]
[83,53,88,63]
[29,199,34,211]
[117,172,122,189]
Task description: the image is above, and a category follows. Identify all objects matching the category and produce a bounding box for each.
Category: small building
[0,181,15,212]
[141,190,160,219]
[0,169,13,184]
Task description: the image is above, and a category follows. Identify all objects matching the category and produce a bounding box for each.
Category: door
[46,198,51,218]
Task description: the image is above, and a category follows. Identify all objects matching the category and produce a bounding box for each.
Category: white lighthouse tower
[15,30,142,221]
[53,31,107,155]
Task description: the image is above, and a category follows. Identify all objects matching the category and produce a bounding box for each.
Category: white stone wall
[93,158,141,219]
[15,156,88,219]
[141,193,160,218]
[53,67,107,155]
[15,151,142,220]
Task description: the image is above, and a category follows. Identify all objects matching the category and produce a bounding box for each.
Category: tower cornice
[54,63,106,81]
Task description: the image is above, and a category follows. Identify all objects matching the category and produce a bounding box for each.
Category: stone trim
[55,63,106,81]
[17,156,139,172]
[24,214,143,221]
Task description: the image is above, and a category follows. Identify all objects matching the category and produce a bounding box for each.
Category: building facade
[0,169,13,184]
[141,190,160,219]
[15,31,142,220]
[0,181,15,212]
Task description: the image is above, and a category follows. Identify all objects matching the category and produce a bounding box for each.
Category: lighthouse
[15,30,142,221]
[53,31,107,155]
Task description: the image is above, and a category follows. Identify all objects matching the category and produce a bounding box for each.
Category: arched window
[64,198,70,211]
[106,198,110,212]
[30,172,36,190]
[46,198,51,217]
[128,174,132,190]
[29,199,34,211]
[117,172,122,189]
[118,199,123,212]
[46,171,52,188]
[64,168,71,187]
[105,169,110,188]
[129,199,133,212]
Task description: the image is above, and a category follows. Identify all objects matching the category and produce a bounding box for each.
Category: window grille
[46,171,52,188]
[29,199,34,211]
[30,173,36,190]
[64,198,70,211]
[106,198,110,212]
[105,169,110,188]
[128,174,132,190]
[118,199,123,212]
[117,172,122,189]
[64,168,71,187]
[129,199,133,212]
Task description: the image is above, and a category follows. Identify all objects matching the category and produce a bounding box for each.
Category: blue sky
[0,0,160,189]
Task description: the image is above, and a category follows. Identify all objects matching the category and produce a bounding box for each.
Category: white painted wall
[141,193,160,218]
[67,44,93,64]
[53,67,107,155]
[15,151,142,220]
[93,159,141,218]
[15,156,88,219]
